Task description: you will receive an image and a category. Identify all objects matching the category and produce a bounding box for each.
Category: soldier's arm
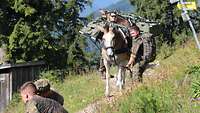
[126,38,143,67]
[126,53,136,67]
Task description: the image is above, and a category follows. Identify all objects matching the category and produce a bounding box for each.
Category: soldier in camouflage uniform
[20,81,68,113]
[34,79,64,105]
[126,25,154,82]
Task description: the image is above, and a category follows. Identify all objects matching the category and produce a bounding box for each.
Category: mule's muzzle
[105,47,114,57]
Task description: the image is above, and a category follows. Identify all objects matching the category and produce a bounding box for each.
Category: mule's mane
[111,27,128,50]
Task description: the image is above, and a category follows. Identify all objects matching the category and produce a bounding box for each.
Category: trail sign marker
[177,2,197,10]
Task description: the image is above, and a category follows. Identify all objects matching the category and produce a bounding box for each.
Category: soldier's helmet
[34,79,50,93]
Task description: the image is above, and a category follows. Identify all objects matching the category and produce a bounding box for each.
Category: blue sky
[80,0,121,17]
[80,0,200,17]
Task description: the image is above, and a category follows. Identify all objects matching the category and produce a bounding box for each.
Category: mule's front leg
[105,70,110,97]
[104,60,110,97]
[116,66,126,90]
[116,67,123,90]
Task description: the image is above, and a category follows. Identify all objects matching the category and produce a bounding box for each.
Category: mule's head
[102,24,127,58]
[102,24,115,57]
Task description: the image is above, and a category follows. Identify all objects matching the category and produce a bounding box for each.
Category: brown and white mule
[98,24,130,96]
[80,21,130,97]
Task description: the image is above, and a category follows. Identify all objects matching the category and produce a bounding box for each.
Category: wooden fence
[0,61,45,113]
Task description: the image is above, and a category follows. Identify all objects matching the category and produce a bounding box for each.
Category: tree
[0,0,91,70]
[129,0,199,44]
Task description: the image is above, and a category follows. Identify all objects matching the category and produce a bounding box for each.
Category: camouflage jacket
[25,95,68,113]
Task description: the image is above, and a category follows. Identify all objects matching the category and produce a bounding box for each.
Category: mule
[80,21,131,96]
[100,24,130,96]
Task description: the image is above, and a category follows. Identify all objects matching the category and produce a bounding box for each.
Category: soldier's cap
[34,79,50,93]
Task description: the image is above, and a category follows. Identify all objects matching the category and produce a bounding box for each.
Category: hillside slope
[77,40,200,113]
[5,40,200,113]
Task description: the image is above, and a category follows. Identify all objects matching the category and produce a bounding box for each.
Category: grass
[5,71,104,113]
[58,73,104,113]
[99,40,200,113]
[4,40,200,113]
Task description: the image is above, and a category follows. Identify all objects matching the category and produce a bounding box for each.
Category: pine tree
[0,0,91,70]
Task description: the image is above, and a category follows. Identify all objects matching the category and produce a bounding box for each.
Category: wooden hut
[0,61,45,113]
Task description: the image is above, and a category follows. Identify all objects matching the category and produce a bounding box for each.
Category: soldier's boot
[134,72,143,82]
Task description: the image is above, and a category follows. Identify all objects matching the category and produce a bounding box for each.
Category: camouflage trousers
[131,60,148,82]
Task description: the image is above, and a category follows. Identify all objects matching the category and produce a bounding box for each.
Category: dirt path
[77,61,160,113]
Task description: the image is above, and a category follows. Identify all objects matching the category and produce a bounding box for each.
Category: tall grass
[57,73,104,113]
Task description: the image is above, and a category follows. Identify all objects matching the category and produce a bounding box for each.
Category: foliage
[173,29,192,46]
[118,85,173,113]
[186,65,200,98]
[129,0,168,22]
[189,7,200,32]
[192,81,200,98]
[39,69,66,83]
[157,42,175,59]
[0,0,91,70]
[5,93,24,113]
[129,0,199,45]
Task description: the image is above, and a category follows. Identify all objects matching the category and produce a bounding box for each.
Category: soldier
[34,79,64,105]
[126,25,154,82]
[20,81,68,113]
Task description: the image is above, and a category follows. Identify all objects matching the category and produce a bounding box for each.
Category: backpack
[141,33,156,63]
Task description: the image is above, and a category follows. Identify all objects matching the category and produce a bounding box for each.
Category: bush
[186,65,200,99]
[191,81,200,98]
[157,42,175,59]
[39,69,66,83]
[5,93,24,113]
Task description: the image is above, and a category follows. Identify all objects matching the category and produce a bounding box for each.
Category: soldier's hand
[126,63,131,68]
[126,61,135,68]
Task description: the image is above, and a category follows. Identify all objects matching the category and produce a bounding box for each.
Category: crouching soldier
[34,79,64,105]
[20,81,68,113]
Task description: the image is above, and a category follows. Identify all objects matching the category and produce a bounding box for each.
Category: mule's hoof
[110,75,115,78]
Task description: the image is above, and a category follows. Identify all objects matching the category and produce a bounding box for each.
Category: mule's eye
[91,27,95,29]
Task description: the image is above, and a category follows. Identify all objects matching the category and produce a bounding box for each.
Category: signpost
[170,0,200,50]
[177,2,197,10]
